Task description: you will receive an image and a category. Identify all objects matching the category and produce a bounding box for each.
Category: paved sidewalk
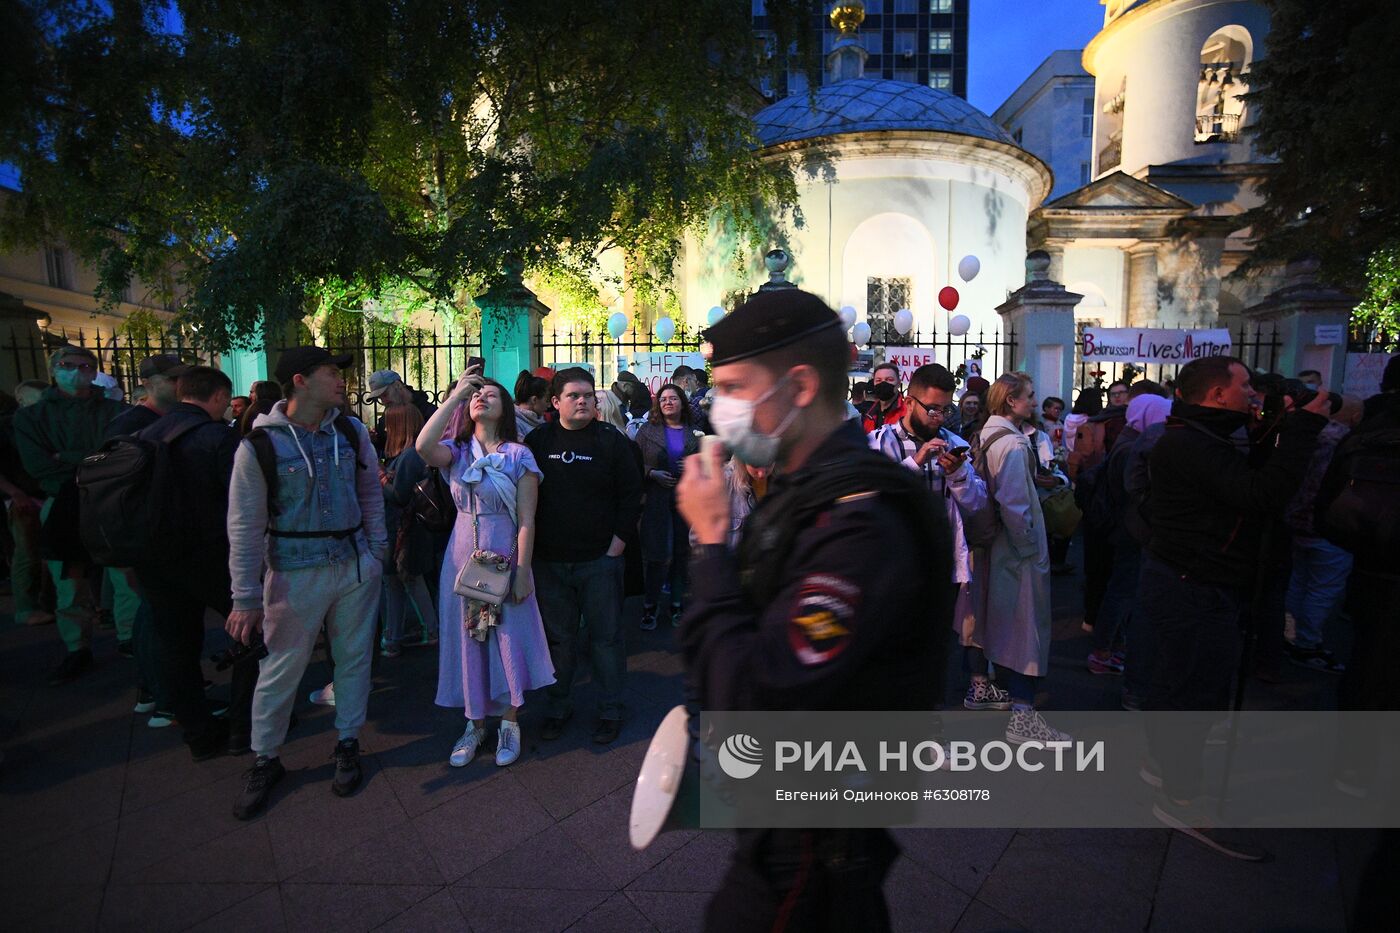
[0,573,1367,932]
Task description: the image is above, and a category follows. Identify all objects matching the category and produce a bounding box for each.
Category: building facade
[752,0,969,100]
[992,50,1096,202]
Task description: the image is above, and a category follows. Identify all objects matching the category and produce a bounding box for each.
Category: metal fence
[1075,323,1283,395]
[534,325,704,390]
[861,322,1017,386]
[0,323,217,400]
[272,319,481,424]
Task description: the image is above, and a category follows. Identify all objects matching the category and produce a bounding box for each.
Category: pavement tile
[371,888,465,932]
[119,739,248,814]
[290,820,444,886]
[459,825,613,890]
[16,884,106,933]
[891,828,1016,896]
[125,822,277,884]
[265,756,410,880]
[1010,828,1168,900]
[98,882,270,933]
[625,890,711,933]
[185,884,287,933]
[623,830,733,893]
[413,772,557,884]
[110,769,251,876]
[0,883,106,927]
[567,890,658,932]
[950,899,1029,932]
[563,783,700,891]
[513,739,640,822]
[0,818,118,888]
[448,885,611,933]
[975,834,1155,932]
[374,730,507,819]
[1149,830,1346,933]
[279,883,438,933]
[0,765,125,855]
[884,856,974,933]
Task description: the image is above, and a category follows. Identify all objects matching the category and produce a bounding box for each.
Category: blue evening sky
[966,1,1107,114]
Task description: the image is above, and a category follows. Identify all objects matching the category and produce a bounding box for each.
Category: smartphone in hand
[466,355,486,376]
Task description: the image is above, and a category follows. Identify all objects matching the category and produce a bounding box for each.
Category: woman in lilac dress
[416,368,555,768]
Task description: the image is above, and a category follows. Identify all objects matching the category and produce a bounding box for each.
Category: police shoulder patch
[787,573,859,666]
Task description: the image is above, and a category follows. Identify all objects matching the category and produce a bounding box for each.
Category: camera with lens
[1253,373,1335,421]
[210,633,268,672]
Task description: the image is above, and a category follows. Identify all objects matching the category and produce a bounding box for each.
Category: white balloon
[957,255,981,283]
[838,305,858,329]
[893,308,914,336]
[707,305,725,326]
[948,314,972,337]
[607,311,628,340]
[654,316,676,343]
[852,321,871,346]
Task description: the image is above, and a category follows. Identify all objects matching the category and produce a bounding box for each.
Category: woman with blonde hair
[976,372,1067,743]
[594,388,629,432]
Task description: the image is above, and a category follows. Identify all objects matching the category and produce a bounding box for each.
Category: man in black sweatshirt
[524,367,643,745]
[1141,355,1330,859]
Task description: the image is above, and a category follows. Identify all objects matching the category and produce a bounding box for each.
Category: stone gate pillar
[1242,258,1356,389]
[995,251,1081,403]
[475,273,551,382]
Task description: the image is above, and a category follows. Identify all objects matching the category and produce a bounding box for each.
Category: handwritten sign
[1343,352,1395,400]
[624,352,704,394]
[882,349,945,384]
[1081,327,1232,365]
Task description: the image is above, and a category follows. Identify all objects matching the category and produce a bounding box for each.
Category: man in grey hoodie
[225,347,387,820]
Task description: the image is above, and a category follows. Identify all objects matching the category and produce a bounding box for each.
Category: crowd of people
[1,313,1396,860]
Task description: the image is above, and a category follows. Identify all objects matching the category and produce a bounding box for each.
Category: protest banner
[1081,327,1232,365]
[625,351,705,394]
[882,348,945,384]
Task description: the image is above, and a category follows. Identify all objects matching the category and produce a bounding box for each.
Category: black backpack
[245,415,368,515]
[1315,426,1400,554]
[408,467,455,534]
[77,418,205,566]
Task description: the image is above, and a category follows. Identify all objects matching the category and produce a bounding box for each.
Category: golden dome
[829,2,865,36]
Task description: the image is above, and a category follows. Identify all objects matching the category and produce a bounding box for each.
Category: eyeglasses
[909,398,957,418]
[55,360,96,372]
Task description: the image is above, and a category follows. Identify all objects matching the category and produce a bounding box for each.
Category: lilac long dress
[435,439,555,719]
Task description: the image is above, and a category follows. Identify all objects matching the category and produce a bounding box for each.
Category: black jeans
[1081,533,1114,627]
[1140,553,1244,801]
[139,564,255,744]
[536,555,626,720]
[706,829,896,933]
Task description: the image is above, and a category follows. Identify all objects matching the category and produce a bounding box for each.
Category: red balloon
[938,286,960,312]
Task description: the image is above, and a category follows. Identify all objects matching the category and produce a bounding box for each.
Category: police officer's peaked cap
[701,289,843,366]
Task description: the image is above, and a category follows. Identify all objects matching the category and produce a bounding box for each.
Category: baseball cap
[364,369,403,400]
[138,354,192,380]
[273,346,355,384]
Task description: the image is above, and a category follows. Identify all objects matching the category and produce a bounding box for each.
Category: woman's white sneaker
[309,683,336,707]
[1005,708,1071,745]
[449,723,483,767]
[495,719,521,767]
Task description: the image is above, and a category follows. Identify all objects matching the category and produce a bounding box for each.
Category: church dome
[753,78,1018,149]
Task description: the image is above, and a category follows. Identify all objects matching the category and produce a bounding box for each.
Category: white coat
[975,415,1052,677]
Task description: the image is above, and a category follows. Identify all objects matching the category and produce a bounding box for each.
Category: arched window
[1196,27,1253,143]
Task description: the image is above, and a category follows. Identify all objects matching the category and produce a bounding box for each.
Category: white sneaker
[147,710,175,728]
[495,720,521,767]
[309,684,336,707]
[963,679,1013,711]
[1005,708,1071,745]
[449,723,483,768]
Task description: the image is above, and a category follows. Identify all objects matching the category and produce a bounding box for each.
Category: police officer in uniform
[676,288,954,932]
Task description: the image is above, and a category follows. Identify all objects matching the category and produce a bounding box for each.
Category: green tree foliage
[1,0,823,351]
[1243,1,1400,287]
[1354,242,1400,347]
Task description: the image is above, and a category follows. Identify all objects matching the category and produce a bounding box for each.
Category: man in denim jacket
[225,347,387,820]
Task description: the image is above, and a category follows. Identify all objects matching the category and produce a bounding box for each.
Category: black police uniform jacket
[680,421,953,711]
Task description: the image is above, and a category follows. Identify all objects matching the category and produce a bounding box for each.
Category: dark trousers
[1081,533,1114,627]
[706,829,896,933]
[1093,540,1140,654]
[536,555,626,720]
[139,564,254,744]
[1140,553,1244,801]
[1336,569,1400,783]
[643,514,691,610]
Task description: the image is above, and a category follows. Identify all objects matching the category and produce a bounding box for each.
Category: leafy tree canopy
[1243,0,1400,291]
[1,0,824,351]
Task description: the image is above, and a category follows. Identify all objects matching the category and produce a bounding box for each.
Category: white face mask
[709,376,798,468]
